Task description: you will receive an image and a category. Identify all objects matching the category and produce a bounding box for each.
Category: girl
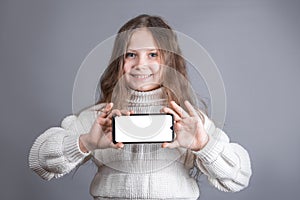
[29,14,252,200]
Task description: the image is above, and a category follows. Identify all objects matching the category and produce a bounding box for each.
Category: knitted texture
[29,87,252,199]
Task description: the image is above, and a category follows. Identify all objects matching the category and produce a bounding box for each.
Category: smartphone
[112,113,174,144]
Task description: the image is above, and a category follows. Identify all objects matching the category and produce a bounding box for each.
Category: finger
[105,102,113,111]
[110,142,124,149]
[102,126,112,133]
[120,110,132,116]
[108,109,122,119]
[116,142,124,148]
[161,140,180,149]
[108,109,133,119]
[160,107,181,121]
[174,122,182,132]
[170,101,189,118]
[99,103,113,117]
[184,100,198,117]
[98,117,112,127]
[97,117,105,125]
[106,127,112,133]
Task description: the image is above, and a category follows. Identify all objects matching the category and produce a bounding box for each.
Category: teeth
[132,74,152,78]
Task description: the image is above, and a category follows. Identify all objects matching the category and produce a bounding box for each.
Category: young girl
[29,14,252,200]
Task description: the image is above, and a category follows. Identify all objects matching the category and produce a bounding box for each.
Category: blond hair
[96,14,207,120]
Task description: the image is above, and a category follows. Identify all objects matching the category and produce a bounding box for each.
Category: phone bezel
[112,113,174,144]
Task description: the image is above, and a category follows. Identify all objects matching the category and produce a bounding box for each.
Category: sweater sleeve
[192,113,252,192]
[28,107,96,180]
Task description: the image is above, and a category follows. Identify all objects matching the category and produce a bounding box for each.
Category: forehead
[127,28,158,50]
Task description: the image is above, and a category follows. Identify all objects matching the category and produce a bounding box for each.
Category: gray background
[1,0,300,199]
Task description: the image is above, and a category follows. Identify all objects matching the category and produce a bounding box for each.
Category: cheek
[151,62,161,74]
[151,57,163,72]
[123,62,131,73]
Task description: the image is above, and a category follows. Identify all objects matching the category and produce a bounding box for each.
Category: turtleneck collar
[126,87,168,113]
[127,87,165,103]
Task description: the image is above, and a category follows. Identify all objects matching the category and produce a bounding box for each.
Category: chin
[132,85,161,92]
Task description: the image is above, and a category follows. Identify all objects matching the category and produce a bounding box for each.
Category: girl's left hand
[160,100,209,151]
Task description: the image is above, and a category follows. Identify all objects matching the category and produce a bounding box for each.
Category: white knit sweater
[29,88,252,199]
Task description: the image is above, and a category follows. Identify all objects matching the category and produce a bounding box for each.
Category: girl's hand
[160,100,209,151]
[79,103,133,152]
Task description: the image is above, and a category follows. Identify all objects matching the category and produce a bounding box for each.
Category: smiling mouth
[131,74,153,79]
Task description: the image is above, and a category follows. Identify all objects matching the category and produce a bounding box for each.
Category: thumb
[106,102,113,111]
[111,142,124,149]
[162,140,179,149]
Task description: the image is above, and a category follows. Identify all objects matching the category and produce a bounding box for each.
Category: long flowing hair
[96,14,207,121]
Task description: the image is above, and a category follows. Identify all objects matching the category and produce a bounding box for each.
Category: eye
[125,52,136,58]
[149,52,158,58]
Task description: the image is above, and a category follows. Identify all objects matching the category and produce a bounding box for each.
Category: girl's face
[123,28,162,92]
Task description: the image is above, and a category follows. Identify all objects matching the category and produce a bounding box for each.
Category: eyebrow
[127,48,158,52]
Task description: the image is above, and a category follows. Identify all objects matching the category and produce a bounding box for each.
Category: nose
[136,53,149,68]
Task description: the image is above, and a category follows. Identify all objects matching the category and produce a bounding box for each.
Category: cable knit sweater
[29,88,252,200]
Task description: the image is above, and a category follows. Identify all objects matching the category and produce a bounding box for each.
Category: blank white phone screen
[114,114,173,143]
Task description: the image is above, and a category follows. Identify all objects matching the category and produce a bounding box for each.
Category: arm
[29,103,129,180]
[28,109,95,180]
[161,100,252,192]
[192,114,252,192]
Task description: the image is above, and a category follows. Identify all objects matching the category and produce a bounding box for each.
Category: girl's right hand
[79,103,132,152]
